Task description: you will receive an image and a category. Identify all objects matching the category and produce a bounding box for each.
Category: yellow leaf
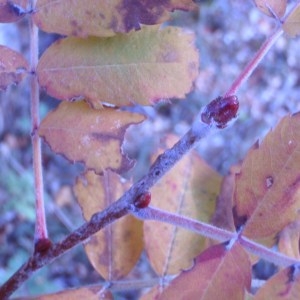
[74,170,143,280]
[234,114,300,244]
[144,135,222,275]
[37,26,199,109]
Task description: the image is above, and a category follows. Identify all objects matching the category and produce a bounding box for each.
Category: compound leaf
[39,101,145,174]
[37,26,199,109]
[33,0,197,37]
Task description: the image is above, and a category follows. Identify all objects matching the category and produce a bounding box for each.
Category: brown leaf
[144,135,222,276]
[33,0,197,37]
[74,170,143,280]
[234,114,300,243]
[210,164,240,232]
[283,3,300,38]
[37,26,199,109]
[0,45,28,90]
[158,242,251,300]
[0,0,27,23]
[39,101,145,174]
[254,264,300,300]
[35,285,112,299]
[254,0,287,18]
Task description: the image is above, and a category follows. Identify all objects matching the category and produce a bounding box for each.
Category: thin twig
[132,206,234,242]
[239,236,299,268]
[29,0,47,242]
[224,27,283,97]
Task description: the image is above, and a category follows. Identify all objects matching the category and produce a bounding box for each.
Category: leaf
[74,170,143,280]
[254,264,300,300]
[37,26,199,109]
[233,113,300,243]
[0,45,28,90]
[283,3,300,38]
[35,285,112,299]
[39,101,145,174]
[210,165,239,232]
[254,0,287,18]
[144,135,222,276]
[33,0,197,37]
[0,0,27,23]
[278,218,300,259]
[158,242,251,300]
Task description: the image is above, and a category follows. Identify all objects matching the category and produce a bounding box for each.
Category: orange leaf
[0,0,27,23]
[283,3,300,38]
[0,45,28,90]
[74,170,143,280]
[33,0,196,37]
[254,0,287,18]
[234,114,300,242]
[37,26,199,109]
[254,264,300,300]
[35,285,112,299]
[144,135,222,275]
[159,242,251,300]
[39,101,145,174]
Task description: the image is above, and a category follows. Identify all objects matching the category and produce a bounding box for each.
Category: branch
[224,26,283,97]
[133,207,300,268]
[132,206,234,242]
[0,200,129,299]
[29,0,48,243]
